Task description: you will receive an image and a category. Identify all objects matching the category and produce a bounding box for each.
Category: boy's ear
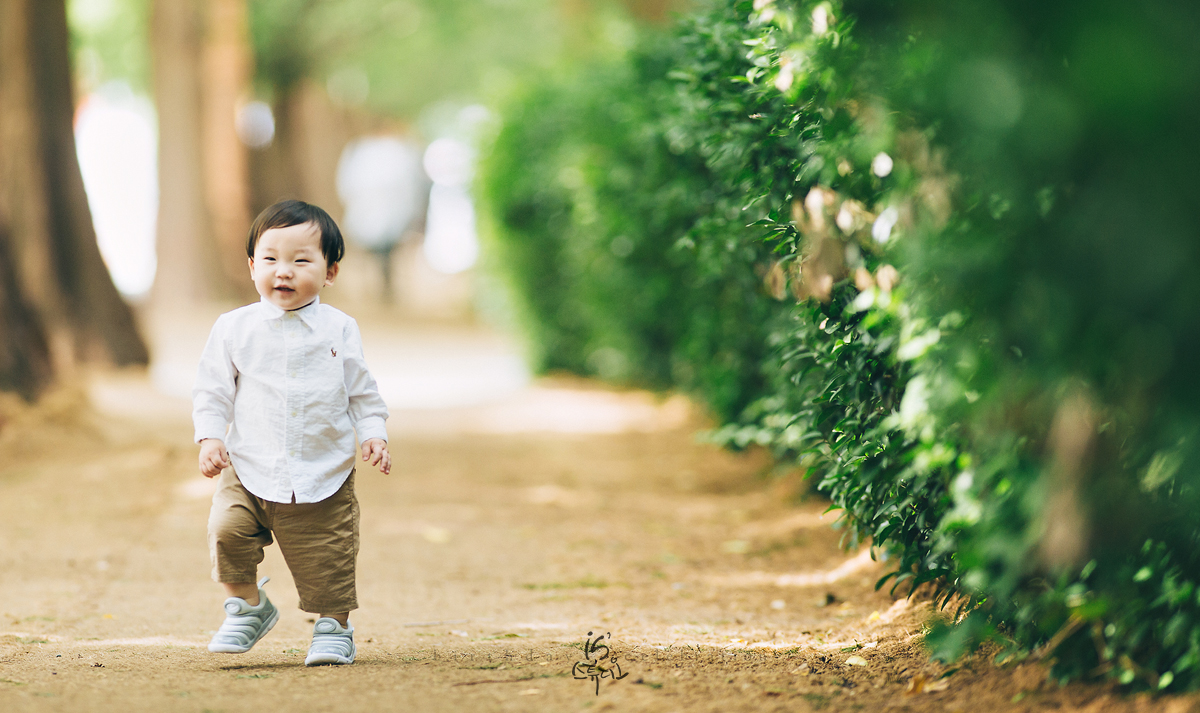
[248,256,255,279]
[325,261,340,286]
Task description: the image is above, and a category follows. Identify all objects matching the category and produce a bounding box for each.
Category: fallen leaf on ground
[845,655,868,667]
[905,675,927,696]
[906,674,949,696]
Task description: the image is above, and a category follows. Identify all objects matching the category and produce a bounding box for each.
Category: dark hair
[246,200,345,265]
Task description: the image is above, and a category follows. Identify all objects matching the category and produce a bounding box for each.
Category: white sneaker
[208,577,279,653]
[305,617,355,665]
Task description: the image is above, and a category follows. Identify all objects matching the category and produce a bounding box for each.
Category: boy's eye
[297,259,310,263]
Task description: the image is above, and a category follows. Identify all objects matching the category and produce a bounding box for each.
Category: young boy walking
[192,200,390,666]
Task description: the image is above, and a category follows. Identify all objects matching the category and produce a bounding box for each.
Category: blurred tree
[151,0,256,305]
[0,0,149,392]
[242,0,684,213]
[67,0,152,95]
[68,0,692,315]
[0,224,51,400]
[151,0,222,305]
[202,0,257,296]
[249,0,566,119]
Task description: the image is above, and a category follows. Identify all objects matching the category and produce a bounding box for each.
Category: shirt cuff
[194,418,230,444]
[355,416,388,445]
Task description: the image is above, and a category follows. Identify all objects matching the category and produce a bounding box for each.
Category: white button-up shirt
[192,297,389,503]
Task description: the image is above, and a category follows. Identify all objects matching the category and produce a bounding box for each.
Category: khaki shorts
[207,469,359,613]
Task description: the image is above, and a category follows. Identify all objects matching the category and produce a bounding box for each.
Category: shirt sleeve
[342,318,390,444]
[192,316,237,443]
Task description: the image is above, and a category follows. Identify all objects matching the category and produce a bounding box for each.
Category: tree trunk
[291,80,349,213]
[249,83,304,213]
[0,0,150,375]
[150,0,228,306]
[248,80,351,220]
[0,222,52,400]
[202,0,256,300]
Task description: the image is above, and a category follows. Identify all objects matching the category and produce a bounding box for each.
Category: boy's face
[249,222,339,311]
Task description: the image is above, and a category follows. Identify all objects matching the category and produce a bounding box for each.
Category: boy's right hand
[199,438,231,478]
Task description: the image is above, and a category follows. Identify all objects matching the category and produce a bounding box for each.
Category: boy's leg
[223,582,260,605]
[207,469,279,653]
[207,469,273,586]
[271,471,360,616]
[320,611,350,627]
[271,471,359,665]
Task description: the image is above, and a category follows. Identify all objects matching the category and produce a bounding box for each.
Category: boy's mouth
[274,285,295,293]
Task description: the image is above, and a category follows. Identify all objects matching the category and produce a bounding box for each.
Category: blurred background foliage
[478,19,783,420]
[67,0,680,121]
[68,0,152,93]
[247,0,564,116]
[480,0,1200,692]
[62,0,693,310]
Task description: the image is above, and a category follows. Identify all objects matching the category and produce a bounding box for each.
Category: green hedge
[479,0,1200,690]
[477,25,784,421]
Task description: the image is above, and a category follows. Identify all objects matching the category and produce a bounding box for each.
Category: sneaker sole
[207,606,280,654]
[305,645,356,666]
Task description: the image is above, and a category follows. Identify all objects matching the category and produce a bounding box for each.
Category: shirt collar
[258,295,321,326]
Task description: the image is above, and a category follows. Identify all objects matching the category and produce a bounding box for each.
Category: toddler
[192,200,390,665]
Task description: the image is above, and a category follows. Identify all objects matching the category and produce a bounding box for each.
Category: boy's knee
[208,513,270,582]
[208,502,271,562]
[209,511,270,546]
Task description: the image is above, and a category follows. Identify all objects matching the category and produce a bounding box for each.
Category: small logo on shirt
[331,348,337,357]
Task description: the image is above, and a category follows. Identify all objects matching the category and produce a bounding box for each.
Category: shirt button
[291,410,298,417]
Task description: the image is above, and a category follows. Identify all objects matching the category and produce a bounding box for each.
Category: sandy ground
[1,308,1199,713]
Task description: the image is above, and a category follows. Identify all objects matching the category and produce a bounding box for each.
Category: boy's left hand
[361,438,391,475]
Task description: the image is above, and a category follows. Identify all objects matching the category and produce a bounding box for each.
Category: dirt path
[0,313,1197,713]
